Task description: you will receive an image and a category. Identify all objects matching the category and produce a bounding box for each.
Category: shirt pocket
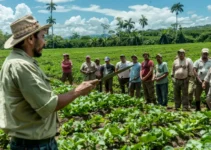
[199,63,203,69]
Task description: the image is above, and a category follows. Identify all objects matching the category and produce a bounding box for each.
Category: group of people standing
[2,15,211,150]
[61,48,211,111]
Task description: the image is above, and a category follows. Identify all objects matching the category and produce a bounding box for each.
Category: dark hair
[13,31,40,49]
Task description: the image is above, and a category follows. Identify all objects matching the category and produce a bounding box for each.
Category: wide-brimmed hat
[4,15,52,49]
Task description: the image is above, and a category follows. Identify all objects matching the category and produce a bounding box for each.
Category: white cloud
[0,3,32,33]
[54,15,109,37]
[71,4,211,30]
[208,5,211,11]
[38,5,71,13]
[36,0,74,3]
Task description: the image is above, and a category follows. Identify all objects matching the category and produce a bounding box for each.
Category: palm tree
[116,17,124,30]
[46,16,56,24]
[171,3,184,34]
[89,38,98,47]
[123,18,135,33]
[116,17,124,40]
[46,0,57,48]
[139,15,148,43]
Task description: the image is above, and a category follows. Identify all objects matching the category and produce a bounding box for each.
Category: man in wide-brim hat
[0,15,98,149]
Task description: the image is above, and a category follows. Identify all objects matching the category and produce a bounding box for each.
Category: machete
[101,65,134,82]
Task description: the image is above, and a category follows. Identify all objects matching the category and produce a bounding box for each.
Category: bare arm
[156,72,169,81]
[55,79,99,111]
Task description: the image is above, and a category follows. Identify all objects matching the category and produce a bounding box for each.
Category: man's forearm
[143,70,153,80]
[80,70,86,74]
[55,89,81,111]
[157,73,168,80]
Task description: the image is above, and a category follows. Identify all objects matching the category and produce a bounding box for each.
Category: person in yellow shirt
[0,15,98,150]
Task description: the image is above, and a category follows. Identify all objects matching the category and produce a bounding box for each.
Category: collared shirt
[129,62,141,83]
[154,62,168,84]
[204,68,211,86]
[101,64,115,76]
[172,58,193,79]
[116,61,131,78]
[80,61,97,81]
[193,58,211,80]
[0,49,58,140]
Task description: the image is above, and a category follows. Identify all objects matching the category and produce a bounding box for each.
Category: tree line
[1,2,211,49]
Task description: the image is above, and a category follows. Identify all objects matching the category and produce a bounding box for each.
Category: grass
[1,42,211,97]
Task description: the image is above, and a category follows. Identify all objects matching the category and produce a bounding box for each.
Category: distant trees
[2,2,211,49]
[46,0,57,48]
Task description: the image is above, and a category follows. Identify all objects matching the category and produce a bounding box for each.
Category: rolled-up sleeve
[10,62,58,119]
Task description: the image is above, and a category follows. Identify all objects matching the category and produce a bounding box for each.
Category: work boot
[195,101,201,111]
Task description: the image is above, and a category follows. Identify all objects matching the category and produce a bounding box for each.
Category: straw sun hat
[4,15,52,49]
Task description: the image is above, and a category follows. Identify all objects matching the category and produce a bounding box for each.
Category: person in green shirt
[0,15,98,150]
[153,54,169,106]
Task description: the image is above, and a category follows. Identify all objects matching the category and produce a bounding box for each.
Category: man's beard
[33,44,45,58]
[202,56,207,60]
[33,48,42,58]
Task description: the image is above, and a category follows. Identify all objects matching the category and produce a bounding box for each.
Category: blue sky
[1,0,211,37]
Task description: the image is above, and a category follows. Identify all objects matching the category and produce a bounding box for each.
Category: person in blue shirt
[129,55,141,98]
[153,54,169,106]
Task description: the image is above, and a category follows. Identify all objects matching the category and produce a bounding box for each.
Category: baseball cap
[86,55,91,59]
[131,54,138,59]
[63,53,69,56]
[142,52,149,57]
[104,56,110,61]
[178,49,185,53]
[202,48,209,53]
[156,53,162,58]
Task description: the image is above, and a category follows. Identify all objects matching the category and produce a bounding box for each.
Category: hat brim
[131,56,137,58]
[4,24,52,49]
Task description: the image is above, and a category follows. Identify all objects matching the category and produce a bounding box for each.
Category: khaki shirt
[172,58,193,79]
[80,61,97,81]
[0,49,58,140]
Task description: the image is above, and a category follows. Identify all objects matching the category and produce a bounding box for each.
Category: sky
[1,0,211,37]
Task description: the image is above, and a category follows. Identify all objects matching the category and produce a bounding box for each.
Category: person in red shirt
[141,52,156,104]
[61,53,73,85]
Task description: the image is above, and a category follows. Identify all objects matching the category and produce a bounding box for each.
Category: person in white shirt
[115,54,131,94]
[194,48,211,111]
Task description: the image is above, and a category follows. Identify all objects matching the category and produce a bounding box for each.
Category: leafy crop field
[1,43,211,149]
